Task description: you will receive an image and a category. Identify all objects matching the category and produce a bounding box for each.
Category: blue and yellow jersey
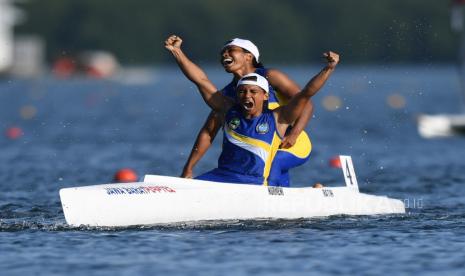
[221,68,311,156]
[217,105,282,185]
[212,67,312,186]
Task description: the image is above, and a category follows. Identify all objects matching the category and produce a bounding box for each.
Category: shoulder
[265,68,300,98]
[265,68,289,82]
[265,68,293,89]
[255,67,287,82]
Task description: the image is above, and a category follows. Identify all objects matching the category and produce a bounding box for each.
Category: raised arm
[181,111,223,178]
[267,69,313,149]
[165,35,233,112]
[276,51,339,128]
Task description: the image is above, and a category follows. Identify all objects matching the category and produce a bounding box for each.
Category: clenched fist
[165,35,183,51]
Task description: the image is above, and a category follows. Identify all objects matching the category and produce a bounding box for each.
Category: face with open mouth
[220,46,248,72]
[236,84,268,117]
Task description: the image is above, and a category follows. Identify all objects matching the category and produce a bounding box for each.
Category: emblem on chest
[228,117,240,130]
[256,122,270,134]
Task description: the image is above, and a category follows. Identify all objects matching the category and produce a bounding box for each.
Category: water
[1,65,464,275]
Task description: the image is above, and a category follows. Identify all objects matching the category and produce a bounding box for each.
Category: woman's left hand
[323,51,339,69]
[280,133,298,149]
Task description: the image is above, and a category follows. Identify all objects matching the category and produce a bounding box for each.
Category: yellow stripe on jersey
[225,127,273,163]
[262,132,282,186]
[275,90,290,106]
[267,102,280,110]
[279,131,312,159]
[269,90,312,159]
[267,90,287,110]
[225,126,282,185]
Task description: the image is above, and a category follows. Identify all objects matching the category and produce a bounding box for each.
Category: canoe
[59,156,405,227]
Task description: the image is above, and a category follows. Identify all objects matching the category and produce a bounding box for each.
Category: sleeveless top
[218,105,282,185]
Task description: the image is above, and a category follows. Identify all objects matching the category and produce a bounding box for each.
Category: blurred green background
[14,0,459,65]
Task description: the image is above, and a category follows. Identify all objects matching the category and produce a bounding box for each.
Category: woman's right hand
[165,35,183,51]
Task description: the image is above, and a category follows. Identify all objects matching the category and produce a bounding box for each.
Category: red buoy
[114,168,138,183]
[52,57,76,78]
[6,127,23,140]
[329,156,342,168]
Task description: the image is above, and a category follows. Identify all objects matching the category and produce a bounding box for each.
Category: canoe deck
[60,174,405,227]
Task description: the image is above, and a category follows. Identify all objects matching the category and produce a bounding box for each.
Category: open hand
[165,35,183,51]
[323,51,339,69]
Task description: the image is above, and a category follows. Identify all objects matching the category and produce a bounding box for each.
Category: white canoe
[59,156,405,227]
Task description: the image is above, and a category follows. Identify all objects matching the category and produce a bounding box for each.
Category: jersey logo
[256,122,269,134]
[228,118,240,130]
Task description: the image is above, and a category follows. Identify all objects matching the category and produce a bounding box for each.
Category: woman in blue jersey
[166,35,318,186]
[165,35,312,186]
[165,36,339,185]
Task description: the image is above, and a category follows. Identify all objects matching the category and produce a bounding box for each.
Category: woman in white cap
[165,37,339,185]
[165,35,321,186]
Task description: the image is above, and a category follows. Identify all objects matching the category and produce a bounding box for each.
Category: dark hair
[241,75,258,82]
[242,49,264,68]
[253,59,264,69]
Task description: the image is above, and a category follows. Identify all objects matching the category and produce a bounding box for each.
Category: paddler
[165,35,312,187]
[165,37,339,186]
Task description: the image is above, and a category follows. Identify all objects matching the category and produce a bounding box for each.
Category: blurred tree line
[15,0,460,65]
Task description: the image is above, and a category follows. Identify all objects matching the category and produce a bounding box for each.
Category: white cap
[223,38,260,62]
[236,73,269,93]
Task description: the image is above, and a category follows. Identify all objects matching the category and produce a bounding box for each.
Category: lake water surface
[0,65,464,275]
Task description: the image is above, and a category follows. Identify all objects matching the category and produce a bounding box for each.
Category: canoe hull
[60,175,405,227]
